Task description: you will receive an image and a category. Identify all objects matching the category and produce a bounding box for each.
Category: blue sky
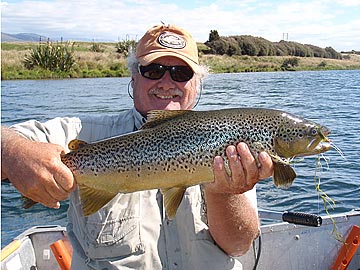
[1,0,360,51]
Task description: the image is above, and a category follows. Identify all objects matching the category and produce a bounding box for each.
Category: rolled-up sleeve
[9,117,82,151]
[10,108,144,154]
[8,108,141,152]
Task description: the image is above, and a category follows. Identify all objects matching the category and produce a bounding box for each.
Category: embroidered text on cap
[157,32,186,49]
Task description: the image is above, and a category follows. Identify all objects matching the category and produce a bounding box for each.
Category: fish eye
[310,127,318,136]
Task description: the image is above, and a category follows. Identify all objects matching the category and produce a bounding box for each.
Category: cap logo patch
[158,32,186,49]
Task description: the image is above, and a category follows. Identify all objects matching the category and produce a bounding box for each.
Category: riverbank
[2,41,360,80]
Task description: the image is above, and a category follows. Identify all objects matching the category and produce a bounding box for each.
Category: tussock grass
[2,42,360,80]
[1,42,130,79]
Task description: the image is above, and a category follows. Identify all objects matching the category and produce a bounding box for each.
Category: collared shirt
[10,108,246,270]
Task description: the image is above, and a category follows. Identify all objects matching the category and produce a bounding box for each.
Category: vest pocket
[83,193,144,259]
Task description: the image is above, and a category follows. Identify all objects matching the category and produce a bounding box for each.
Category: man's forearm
[1,126,27,179]
[205,190,260,256]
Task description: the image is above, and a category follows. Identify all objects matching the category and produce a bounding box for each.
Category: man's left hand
[206,142,273,194]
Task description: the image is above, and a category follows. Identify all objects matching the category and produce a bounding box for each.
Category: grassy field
[2,41,360,80]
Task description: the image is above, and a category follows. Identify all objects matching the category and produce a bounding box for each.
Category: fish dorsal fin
[79,184,117,216]
[141,110,190,129]
[161,187,187,220]
[273,162,297,188]
[68,139,88,151]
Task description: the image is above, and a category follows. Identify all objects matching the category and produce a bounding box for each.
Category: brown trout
[25,108,332,218]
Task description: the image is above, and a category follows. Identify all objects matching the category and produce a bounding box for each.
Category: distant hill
[1,32,100,43]
[1,32,49,42]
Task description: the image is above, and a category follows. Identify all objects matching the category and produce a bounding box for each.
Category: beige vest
[11,108,244,269]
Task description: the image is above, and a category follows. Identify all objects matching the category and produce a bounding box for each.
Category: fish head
[274,120,332,158]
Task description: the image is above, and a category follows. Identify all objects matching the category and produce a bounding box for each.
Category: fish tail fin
[273,162,297,188]
[6,178,38,209]
[161,187,187,220]
[79,184,117,216]
[22,196,38,209]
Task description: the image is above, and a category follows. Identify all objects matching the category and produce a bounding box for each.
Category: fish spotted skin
[57,108,331,217]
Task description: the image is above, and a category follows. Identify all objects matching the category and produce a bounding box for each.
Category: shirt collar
[132,107,147,130]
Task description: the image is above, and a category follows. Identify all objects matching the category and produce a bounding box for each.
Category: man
[1,24,273,269]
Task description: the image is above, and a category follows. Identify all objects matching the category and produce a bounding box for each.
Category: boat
[1,209,359,270]
[238,209,360,270]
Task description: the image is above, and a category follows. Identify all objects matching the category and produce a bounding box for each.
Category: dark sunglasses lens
[139,64,194,82]
[170,66,194,82]
[139,64,165,80]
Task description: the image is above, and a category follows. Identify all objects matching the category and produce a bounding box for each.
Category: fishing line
[252,233,262,270]
[314,155,343,242]
[127,80,133,99]
[193,79,203,109]
[330,141,346,160]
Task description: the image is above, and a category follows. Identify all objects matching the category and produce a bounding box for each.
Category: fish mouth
[307,126,332,154]
[319,126,331,139]
[298,132,332,157]
[296,141,332,157]
[312,141,332,154]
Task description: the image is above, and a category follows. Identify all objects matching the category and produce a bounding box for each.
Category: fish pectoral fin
[273,162,297,188]
[161,187,187,220]
[68,139,88,151]
[79,184,117,216]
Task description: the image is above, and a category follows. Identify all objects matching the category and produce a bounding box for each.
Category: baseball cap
[136,24,199,73]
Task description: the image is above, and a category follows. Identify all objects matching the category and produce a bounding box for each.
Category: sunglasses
[138,63,194,82]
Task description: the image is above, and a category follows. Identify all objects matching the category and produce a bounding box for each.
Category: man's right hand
[1,127,75,209]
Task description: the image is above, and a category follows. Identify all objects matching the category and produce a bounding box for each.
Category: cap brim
[138,51,199,73]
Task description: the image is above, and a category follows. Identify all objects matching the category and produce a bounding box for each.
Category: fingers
[6,141,75,209]
[226,145,245,186]
[232,142,273,183]
[19,165,74,209]
[209,143,274,194]
[210,144,251,194]
[258,152,274,179]
[42,158,75,208]
[53,160,76,193]
[19,174,63,209]
[210,156,231,194]
[236,143,258,187]
[34,146,75,207]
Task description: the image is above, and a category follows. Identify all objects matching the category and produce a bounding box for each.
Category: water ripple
[1,70,359,247]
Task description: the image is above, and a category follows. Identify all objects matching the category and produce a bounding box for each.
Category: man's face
[132,56,198,116]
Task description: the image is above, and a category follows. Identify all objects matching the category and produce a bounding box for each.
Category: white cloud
[1,0,359,51]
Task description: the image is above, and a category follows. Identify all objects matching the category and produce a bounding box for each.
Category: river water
[1,70,360,247]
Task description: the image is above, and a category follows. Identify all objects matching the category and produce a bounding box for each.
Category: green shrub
[208,30,220,42]
[115,40,137,56]
[204,31,342,59]
[318,61,327,68]
[23,41,75,72]
[325,47,342,59]
[281,57,299,70]
[90,42,104,53]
